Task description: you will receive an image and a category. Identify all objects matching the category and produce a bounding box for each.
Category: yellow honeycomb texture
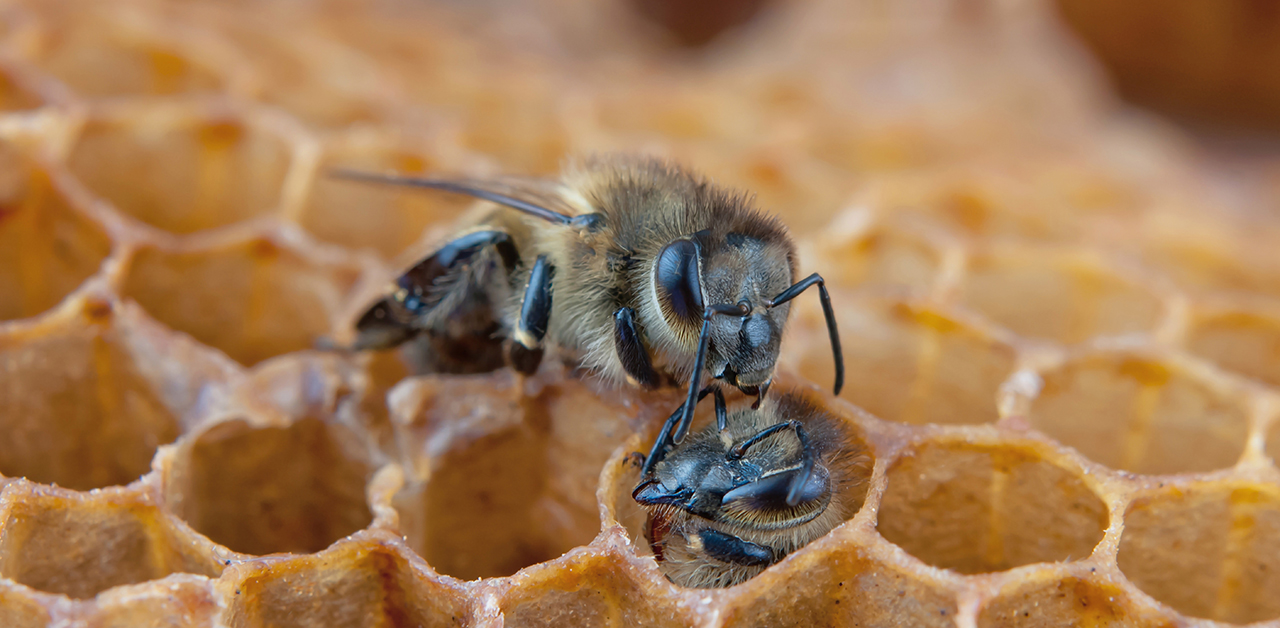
[1,0,1280,626]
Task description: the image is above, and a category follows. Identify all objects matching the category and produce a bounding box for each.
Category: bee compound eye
[654,238,704,323]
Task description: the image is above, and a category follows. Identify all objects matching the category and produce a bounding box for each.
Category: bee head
[633,403,832,531]
[652,231,795,396]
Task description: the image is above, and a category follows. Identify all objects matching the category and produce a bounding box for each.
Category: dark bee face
[633,409,831,531]
[652,232,794,395]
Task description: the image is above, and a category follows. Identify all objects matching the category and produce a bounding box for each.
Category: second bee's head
[651,229,796,395]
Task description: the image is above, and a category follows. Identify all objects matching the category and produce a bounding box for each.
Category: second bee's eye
[655,238,703,322]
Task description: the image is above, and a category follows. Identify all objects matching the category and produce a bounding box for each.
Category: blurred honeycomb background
[1,0,1280,626]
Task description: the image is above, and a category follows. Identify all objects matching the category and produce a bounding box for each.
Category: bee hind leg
[507,254,555,375]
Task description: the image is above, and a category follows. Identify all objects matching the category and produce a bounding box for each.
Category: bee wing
[331,170,591,224]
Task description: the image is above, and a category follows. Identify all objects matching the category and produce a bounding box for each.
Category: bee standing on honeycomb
[633,387,868,588]
[335,155,844,440]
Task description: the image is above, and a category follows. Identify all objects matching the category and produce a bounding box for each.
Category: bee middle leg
[508,254,555,375]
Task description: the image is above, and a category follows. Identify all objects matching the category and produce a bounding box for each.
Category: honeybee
[335,155,843,438]
[633,387,867,588]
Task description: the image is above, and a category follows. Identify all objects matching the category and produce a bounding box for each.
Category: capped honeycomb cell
[224,536,470,628]
[1028,351,1250,474]
[0,481,224,600]
[958,248,1166,344]
[67,102,293,234]
[390,369,660,580]
[877,439,1108,574]
[0,298,191,491]
[121,235,361,367]
[298,131,478,259]
[976,571,1177,628]
[19,10,227,99]
[162,414,375,557]
[786,294,1014,425]
[0,150,111,323]
[1117,482,1280,624]
[1186,303,1280,388]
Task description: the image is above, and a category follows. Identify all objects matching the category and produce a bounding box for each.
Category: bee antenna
[674,302,749,444]
[329,169,574,225]
[766,273,843,396]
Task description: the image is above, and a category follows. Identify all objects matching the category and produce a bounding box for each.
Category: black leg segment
[350,228,518,352]
[641,385,721,476]
[674,303,749,444]
[508,254,555,375]
[613,307,660,389]
[726,420,816,507]
[767,272,844,396]
[697,529,776,568]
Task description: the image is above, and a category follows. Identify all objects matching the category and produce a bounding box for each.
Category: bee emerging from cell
[633,387,869,588]
[332,154,843,440]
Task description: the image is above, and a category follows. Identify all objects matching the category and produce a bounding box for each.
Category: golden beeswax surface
[1,0,1280,626]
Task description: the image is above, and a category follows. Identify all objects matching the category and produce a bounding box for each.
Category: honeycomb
[1,0,1280,626]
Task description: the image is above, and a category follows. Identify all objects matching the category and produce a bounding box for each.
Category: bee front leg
[508,254,555,375]
[613,307,660,389]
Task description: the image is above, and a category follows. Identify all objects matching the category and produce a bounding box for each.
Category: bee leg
[640,385,721,476]
[348,228,519,352]
[696,529,776,568]
[508,254,555,375]
[766,273,844,396]
[347,297,415,351]
[726,420,816,507]
[613,307,660,389]
[674,303,750,443]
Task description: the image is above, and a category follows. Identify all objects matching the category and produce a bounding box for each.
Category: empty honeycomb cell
[21,10,225,98]
[877,440,1108,574]
[0,582,50,628]
[812,217,946,294]
[718,543,960,628]
[785,294,1013,425]
[390,369,662,580]
[0,151,112,323]
[958,249,1165,344]
[121,238,361,367]
[0,299,186,490]
[88,575,222,628]
[1186,306,1280,388]
[1028,352,1250,474]
[1117,482,1280,624]
[298,133,477,259]
[498,545,693,628]
[67,106,291,234]
[0,482,224,600]
[225,537,469,628]
[977,572,1178,628]
[0,61,46,112]
[163,416,374,556]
